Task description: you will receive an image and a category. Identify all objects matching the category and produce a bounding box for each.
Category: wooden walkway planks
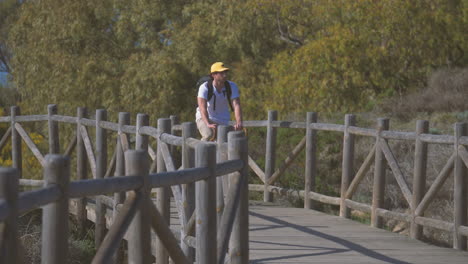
[248,205,468,264]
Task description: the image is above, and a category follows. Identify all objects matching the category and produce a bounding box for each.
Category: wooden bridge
[0,105,468,263]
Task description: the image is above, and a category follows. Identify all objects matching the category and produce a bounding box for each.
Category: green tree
[261,0,467,113]
[5,0,468,120]
[0,0,21,74]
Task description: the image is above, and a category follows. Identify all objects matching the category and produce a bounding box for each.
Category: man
[196,62,243,141]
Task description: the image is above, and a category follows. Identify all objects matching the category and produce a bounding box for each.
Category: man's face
[213,71,228,83]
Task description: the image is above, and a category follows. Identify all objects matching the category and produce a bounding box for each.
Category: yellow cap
[210,62,229,73]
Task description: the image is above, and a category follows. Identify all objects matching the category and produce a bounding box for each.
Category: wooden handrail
[2,106,468,256]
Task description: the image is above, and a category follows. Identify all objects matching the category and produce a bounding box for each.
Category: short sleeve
[229,81,240,99]
[197,82,209,99]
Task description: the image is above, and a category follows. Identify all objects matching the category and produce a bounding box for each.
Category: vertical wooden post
[264,110,277,202]
[454,122,467,250]
[125,150,152,263]
[228,131,249,264]
[0,167,19,263]
[95,109,107,248]
[170,115,179,165]
[76,107,88,236]
[195,142,217,264]
[11,106,21,178]
[181,122,196,260]
[411,120,429,240]
[304,112,317,210]
[136,114,149,151]
[371,118,389,228]
[113,112,130,263]
[48,104,60,154]
[114,112,130,211]
[217,125,232,226]
[42,154,70,264]
[340,114,356,218]
[217,134,248,264]
[156,118,171,264]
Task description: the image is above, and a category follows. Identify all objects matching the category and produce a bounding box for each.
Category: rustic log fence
[240,110,468,251]
[0,105,468,262]
[0,105,249,264]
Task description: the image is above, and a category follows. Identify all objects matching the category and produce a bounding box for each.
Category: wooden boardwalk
[247,205,468,264]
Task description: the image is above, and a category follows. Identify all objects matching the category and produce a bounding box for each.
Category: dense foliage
[1,0,467,120]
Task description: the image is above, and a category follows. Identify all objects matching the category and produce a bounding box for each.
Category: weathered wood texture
[41,155,70,264]
[3,107,468,263]
[304,112,317,210]
[264,110,277,202]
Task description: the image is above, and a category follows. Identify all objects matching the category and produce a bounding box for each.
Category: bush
[379,67,468,119]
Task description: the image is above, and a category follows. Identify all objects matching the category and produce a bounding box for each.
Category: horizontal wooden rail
[19,179,43,186]
[149,159,243,187]
[18,186,61,215]
[249,184,341,205]
[68,176,142,198]
[415,216,453,232]
[51,115,78,124]
[344,199,371,213]
[3,113,468,147]
[376,208,411,222]
[348,126,375,137]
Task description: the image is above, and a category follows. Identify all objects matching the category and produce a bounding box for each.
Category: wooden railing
[0,105,249,264]
[1,105,468,259]
[238,110,468,251]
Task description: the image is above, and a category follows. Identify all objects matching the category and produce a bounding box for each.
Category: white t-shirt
[195,81,239,125]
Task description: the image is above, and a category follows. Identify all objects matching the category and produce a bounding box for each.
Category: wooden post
[371,118,389,228]
[76,107,88,236]
[340,114,355,218]
[114,112,130,211]
[41,154,70,264]
[156,118,171,264]
[181,122,196,260]
[305,112,317,210]
[48,104,60,154]
[170,115,179,165]
[218,135,248,264]
[264,110,277,202]
[228,131,249,264]
[195,142,217,264]
[114,112,130,263]
[95,109,107,248]
[411,120,429,240]
[11,106,21,178]
[125,150,152,263]
[136,114,149,151]
[0,167,19,263]
[217,125,232,226]
[454,122,467,250]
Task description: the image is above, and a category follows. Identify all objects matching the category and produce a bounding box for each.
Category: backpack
[196,75,233,111]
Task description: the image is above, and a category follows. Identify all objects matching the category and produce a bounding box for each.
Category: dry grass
[379,67,468,119]
[18,210,96,264]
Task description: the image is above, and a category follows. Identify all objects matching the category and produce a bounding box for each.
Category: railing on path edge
[0,105,249,264]
[0,105,468,262]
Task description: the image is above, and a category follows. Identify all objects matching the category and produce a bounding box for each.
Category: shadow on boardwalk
[248,206,468,264]
[250,211,411,264]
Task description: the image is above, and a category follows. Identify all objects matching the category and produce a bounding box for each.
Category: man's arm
[232,97,243,130]
[198,97,217,130]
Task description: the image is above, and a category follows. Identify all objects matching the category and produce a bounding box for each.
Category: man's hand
[234,121,243,131]
[207,122,217,130]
